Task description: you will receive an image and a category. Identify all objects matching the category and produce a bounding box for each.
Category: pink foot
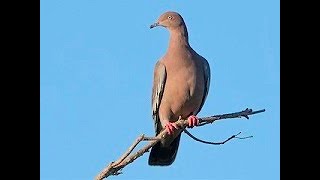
[165,122,179,135]
[187,115,199,128]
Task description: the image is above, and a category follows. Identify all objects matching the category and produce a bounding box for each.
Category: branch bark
[95,108,265,180]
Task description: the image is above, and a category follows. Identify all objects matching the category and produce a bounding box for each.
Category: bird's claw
[187,115,199,128]
[165,122,179,135]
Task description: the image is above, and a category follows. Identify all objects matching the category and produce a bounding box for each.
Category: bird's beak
[150,22,159,29]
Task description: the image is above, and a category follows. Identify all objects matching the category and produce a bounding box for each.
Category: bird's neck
[167,26,190,54]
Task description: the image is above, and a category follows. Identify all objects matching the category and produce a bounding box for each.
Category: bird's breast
[160,57,205,120]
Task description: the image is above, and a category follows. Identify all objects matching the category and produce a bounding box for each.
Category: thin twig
[183,130,252,145]
[235,135,253,139]
[95,108,265,180]
[114,135,145,166]
[198,108,265,126]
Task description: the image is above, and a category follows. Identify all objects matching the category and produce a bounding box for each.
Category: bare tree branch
[95,108,265,180]
[197,108,264,126]
[183,130,253,145]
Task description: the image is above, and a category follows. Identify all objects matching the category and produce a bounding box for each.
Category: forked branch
[95,108,265,180]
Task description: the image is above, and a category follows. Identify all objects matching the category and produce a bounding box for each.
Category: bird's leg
[164,122,179,135]
[187,115,199,128]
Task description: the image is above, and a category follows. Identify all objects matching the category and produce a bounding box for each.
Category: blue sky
[40,0,279,179]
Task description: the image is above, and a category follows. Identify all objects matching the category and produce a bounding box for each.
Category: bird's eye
[168,16,173,20]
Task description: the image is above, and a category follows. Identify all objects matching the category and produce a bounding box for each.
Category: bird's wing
[151,61,167,134]
[195,58,211,115]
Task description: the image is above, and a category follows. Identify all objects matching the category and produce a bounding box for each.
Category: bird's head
[150,11,186,30]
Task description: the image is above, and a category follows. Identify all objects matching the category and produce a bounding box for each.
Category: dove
[148,11,211,166]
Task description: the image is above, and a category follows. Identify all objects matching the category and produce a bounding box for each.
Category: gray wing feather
[195,58,211,115]
[151,61,167,134]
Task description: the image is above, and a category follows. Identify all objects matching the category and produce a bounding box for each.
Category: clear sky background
[40,0,279,179]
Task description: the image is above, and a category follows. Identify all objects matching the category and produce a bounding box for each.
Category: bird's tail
[148,133,181,166]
